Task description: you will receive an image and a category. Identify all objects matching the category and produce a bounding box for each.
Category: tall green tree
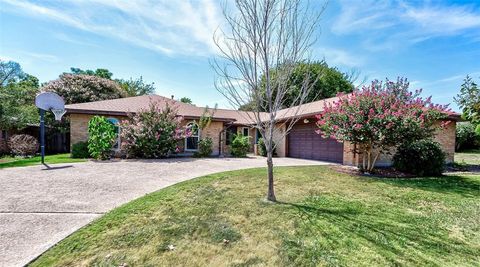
[239,61,355,111]
[42,74,126,104]
[455,75,480,133]
[0,60,24,87]
[180,97,193,104]
[68,67,154,97]
[69,67,113,79]
[0,60,40,130]
[117,76,155,96]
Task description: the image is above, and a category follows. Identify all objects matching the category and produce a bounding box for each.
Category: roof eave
[66,109,238,122]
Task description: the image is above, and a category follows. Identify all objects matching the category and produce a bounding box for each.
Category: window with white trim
[107,118,120,150]
[185,122,200,151]
[242,127,249,137]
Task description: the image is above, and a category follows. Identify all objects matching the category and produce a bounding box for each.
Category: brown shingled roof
[66,95,236,121]
[65,94,339,124]
[66,94,460,125]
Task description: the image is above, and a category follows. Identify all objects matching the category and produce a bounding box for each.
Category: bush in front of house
[455,122,480,151]
[393,139,446,176]
[230,134,250,157]
[257,137,276,157]
[8,134,39,157]
[71,141,90,158]
[316,78,450,172]
[120,101,188,158]
[195,137,213,157]
[87,116,117,160]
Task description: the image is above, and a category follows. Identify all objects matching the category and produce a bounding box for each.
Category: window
[242,127,249,137]
[226,126,237,145]
[107,118,120,150]
[185,122,200,150]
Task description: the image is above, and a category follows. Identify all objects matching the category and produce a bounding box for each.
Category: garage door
[288,121,344,163]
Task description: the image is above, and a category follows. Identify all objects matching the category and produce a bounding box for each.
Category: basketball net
[51,109,66,121]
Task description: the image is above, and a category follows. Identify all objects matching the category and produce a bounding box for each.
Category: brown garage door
[288,121,343,163]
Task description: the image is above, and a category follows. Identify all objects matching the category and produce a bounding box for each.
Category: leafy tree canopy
[0,60,39,130]
[42,74,126,104]
[68,67,155,97]
[455,75,480,133]
[317,78,450,172]
[0,75,40,130]
[0,60,25,87]
[69,67,113,80]
[117,76,155,96]
[180,97,193,104]
[239,61,355,111]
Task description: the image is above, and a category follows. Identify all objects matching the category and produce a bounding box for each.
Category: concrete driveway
[0,157,330,267]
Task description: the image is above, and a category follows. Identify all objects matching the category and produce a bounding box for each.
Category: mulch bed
[445,164,480,174]
[331,164,480,178]
[330,165,416,178]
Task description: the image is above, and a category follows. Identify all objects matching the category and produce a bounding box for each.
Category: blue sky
[0,0,479,111]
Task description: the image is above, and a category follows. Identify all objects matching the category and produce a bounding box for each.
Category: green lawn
[0,153,86,169]
[456,149,480,166]
[30,166,480,267]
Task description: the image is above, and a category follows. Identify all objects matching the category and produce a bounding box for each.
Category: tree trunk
[266,150,276,202]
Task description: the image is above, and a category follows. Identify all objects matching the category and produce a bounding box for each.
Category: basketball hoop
[35,92,66,165]
[51,108,66,121]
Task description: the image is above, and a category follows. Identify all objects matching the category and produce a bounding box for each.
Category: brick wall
[70,114,227,156]
[342,120,457,167]
[69,113,91,146]
[201,121,223,156]
[434,120,456,163]
[342,142,358,166]
[69,114,126,148]
[273,124,287,157]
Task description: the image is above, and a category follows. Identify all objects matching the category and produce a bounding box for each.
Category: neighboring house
[66,94,459,166]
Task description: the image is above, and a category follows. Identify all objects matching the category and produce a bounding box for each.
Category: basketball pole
[40,109,45,164]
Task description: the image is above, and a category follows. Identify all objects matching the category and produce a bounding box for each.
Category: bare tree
[212,0,325,201]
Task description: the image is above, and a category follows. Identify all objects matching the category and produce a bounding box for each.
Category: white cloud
[52,33,98,47]
[315,47,364,68]
[0,0,222,57]
[332,0,480,50]
[21,52,59,62]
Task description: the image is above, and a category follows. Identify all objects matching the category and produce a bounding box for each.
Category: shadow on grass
[370,175,480,198]
[278,197,479,266]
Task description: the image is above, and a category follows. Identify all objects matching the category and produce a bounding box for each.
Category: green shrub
[120,102,186,158]
[456,122,480,151]
[195,137,213,157]
[71,141,90,158]
[230,134,250,157]
[8,134,38,157]
[393,139,446,176]
[87,116,116,160]
[257,137,276,157]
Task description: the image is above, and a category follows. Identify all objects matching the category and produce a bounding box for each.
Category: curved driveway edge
[0,157,330,267]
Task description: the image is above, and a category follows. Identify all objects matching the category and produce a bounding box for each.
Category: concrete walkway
[0,157,330,267]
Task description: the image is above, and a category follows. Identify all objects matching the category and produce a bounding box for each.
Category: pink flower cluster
[316,78,451,148]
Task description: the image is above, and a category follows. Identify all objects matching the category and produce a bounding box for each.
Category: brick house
[66,94,459,166]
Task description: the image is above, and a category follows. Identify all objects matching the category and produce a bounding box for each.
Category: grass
[455,149,480,166]
[30,166,480,267]
[0,153,86,169]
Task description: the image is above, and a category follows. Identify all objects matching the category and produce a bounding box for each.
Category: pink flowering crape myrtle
[120,100,191,158]
[316,78,452,172]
